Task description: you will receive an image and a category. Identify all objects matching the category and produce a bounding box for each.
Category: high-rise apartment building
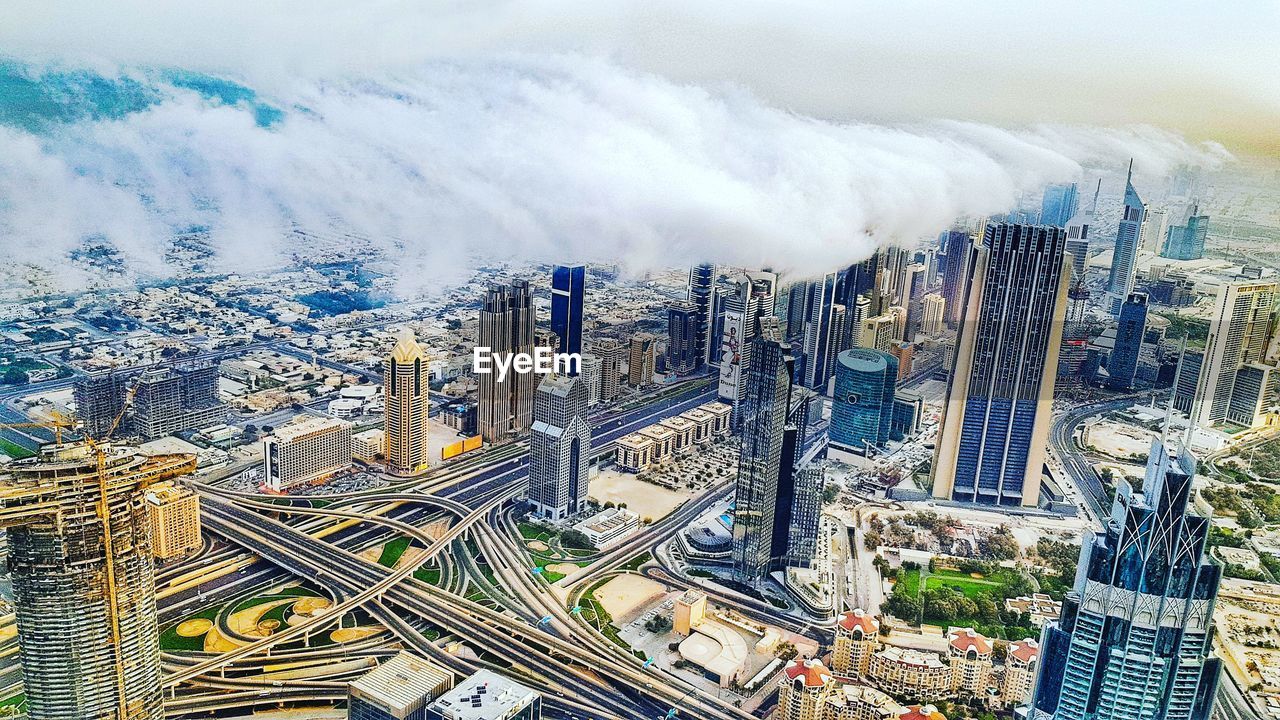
[477,282,536,444]
[1032,437,1221,720]
[73,369,137,439]
[1039,182,1079,227]
[689,263,715,368]
[627,333,657,387]
[717,271,778,405]
[732,317,793,579]
[528,375,591,520]
[0,444,196,720]
[1175,279,1278,428]
[348,652,455,720]
[829,348,898,453]
[1139,206,1169,254]
[384,328,429,475]
[1001,639,1039,707]
[940,230,972,329]
[144,481,202,561]
[931,223,1070,507]
[578,352,602,406]
[78,361,228,442]
[1106,163,1145,314]
[593,338,624,404]
[263,415,353,489]
[1161,203,1209,261]
[666,300,700,375]
[550,264,585,368]
[920,293,945,336]
[1106,292,1148,390]
[801,271,840,389]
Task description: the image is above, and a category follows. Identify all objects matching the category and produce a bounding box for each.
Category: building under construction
[0,443,196,720]
[74,361,226,441]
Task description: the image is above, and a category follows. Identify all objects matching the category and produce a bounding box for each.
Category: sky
[0,1,1272,293]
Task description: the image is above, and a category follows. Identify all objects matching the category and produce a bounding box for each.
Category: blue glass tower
[1106,293,1148,390]
[551,264,585,371]
[932,223,1069,507]
[1040,183,1080,227]
[1032,436,1221,720]
[1107,163,1145,315]
[1161,204,1209,261]
[829,348,898,452]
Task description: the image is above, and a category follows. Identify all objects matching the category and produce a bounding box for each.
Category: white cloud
[0,55,1230,294]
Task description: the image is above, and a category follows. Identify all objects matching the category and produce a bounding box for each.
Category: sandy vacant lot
[590,469,688,521]
[594,574,667,621]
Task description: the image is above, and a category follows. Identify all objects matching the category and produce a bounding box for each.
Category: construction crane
[0,419,74,447]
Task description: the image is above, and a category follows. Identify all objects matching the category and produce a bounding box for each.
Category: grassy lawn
[160,607,220,652]
[414,565,442,585]
[0,438,34,460]
[925,568,1004,598]
[377,536,412,568]
[519,522,554,541]
[621,552,653,572]
[898,567,922,596]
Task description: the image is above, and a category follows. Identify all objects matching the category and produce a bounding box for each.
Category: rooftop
[426,669,538,720]
[350,652,454,714]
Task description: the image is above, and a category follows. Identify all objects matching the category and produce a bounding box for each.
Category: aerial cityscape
[0,3,1278,720]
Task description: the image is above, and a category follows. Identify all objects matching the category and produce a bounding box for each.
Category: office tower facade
[144,481,201,561]
[1161,204,1209,261]
[627,333,657,387]
[829,348,898,452]
[1063,210,1092,283]
[666,300,700,375]
[1032,437,1221,720]
[385,328,429,475]
[0,444,196,720]
[349,652,455,720]
[940,230,972,328]
[1140,206,1169,254]
[801,271,840,389]
[593,338,624,404]
[772,386,820,570]
[264,415,353,489]
[128,361,226,441]
[732,317,793,579]
[1106,293,1149,390]
[1226,363,1280,427]
[839,255,880,345]
[477,282,536,444]
[1058,284,1092,388]
[1178,280,1278,428]
[528,375,591,520]
[1106,163,1145,314]
[426,670,541,720]
[1040,183,1079,227]
[900,263,928,342]
[578,352,602,406]
[717,271,778,405]
[932,223,1070,507]
[688,263,715,368]
[920,293,945,336]
[550,264,585,367]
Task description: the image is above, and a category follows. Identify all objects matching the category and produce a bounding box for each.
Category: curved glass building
[830,348,898,452]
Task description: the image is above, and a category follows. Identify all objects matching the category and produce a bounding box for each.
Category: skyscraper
[1031,437,1221,720]
[550,264,585,367]
[0,444,196,720]
[773,388,820,569]
[528,375,591,520]
[1175,279,1278,428]
[1039,182,1079,227]
[593,338,624,404]
[940,230,972,329]
[920,293,945,336]
[578,352,602,406]
[688,263,715,368]
[627,333,657,387]
[931,223,1070,507]
[1106,163,1145,315]
[717,271,778,406]
[802,271,840,390]
[1161,203,1209,261]
[1106,293,1148,390]
[1139,206,1169,254]
[477,282,536,444]
[900,263,928,342]
[384,328,429,476]
[829,348,899,453]
[666,300,700,375]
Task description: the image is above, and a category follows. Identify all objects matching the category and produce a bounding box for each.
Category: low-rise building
[776,657,950,720]
[573,507,639,549]
[1003,594,1063,628]
[263,416,353,490]
[612,401,732,472]
[675,589,707,636]
[868,646,951,703]
[425,669,540,720]
[348,651,455,720]
[353,428,386,462]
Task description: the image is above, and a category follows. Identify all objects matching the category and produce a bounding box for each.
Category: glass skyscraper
[666,300,700,375]
[688,263,715,368]
[829,348,898,452]
[1106,293,1148,390]
[1161,204,1209,261]
[1106,163,1145,315]
[550,264,585,369]
[940,230,972,328]
[1031,436,1221,720]
[931,223,1070,507]
[1040,182,1080,227]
